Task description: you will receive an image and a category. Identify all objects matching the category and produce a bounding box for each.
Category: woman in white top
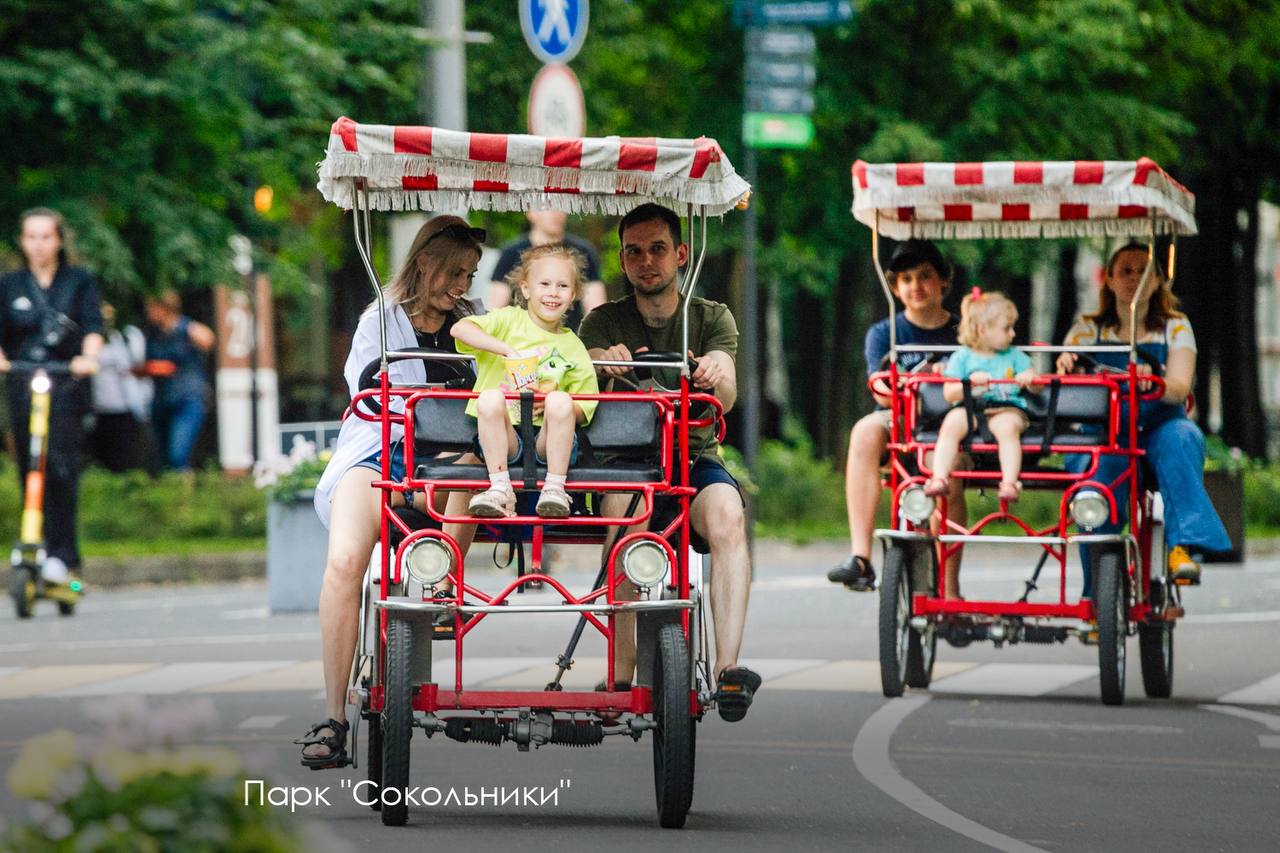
[1056,243,1230,591]
[300,215,485,769]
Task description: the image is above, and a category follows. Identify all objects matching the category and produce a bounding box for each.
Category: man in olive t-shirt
[577,203,759,723]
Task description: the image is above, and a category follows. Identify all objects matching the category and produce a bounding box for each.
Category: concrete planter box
[1203,469,1244,562]
[267,492,328,613]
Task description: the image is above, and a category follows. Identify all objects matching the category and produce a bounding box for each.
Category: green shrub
[0,459,266,547]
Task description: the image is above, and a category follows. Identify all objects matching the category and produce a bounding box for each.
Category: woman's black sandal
[296,718,351,770]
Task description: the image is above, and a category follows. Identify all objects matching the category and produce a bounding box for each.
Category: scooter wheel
[57,600,75,617]
[10,571,35,619]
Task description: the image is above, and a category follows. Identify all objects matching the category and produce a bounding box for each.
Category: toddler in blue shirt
[926,289,1041,502]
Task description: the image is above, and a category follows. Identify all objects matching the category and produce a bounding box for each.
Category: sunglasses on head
[426,223,487,246]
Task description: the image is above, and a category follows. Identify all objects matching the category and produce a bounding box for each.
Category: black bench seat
[412,395,667,485]
[911,381,1113,448]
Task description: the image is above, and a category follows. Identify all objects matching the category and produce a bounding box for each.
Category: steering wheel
[1067,349,1164,377]
[869,350,947,396]
[356,348,476,416]
[628,350,698,386]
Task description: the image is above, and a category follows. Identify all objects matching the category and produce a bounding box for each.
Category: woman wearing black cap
[0,208,104,585]
[298,215,486,769]
[828,239,969,599]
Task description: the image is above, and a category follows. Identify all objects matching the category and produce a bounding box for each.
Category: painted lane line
[237,715,289,730]
[0,632,318,654]
[1216,673,1280,706]
[1200,704,1280,751]
[0,668,21,680]
[852,696,1051,853]
[931,663,1097,696]
[51,661,293,697]
[1181,610,1280,625]
[947,718,1183,735]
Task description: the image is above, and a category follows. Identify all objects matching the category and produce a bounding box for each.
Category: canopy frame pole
[678,204,709,379]
[870,211,896,360]
[1127,210,1159,364]
[350,178,389,369]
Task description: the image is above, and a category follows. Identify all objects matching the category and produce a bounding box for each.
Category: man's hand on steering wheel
[597,343,639,377]
[688,350,721,391]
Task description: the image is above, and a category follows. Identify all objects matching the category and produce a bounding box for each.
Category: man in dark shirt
[487,209,605,329]
[828,239,968,599]
[579,203,759,722]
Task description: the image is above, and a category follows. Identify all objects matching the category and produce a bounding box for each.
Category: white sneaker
[42,556,69,584]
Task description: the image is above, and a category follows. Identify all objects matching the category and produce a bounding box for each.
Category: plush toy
[535,349,573,394]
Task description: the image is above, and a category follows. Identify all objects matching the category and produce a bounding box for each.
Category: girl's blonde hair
[384,216,483,320]
[1086,242,1184,333]
[957,289,1017,349]
[506,243,586,317]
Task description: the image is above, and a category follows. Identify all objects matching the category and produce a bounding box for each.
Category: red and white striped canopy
[852,159,1196,239]
[318,118,751,216]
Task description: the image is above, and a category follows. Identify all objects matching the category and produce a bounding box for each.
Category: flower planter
[267,491,328,612]
[1202,469,1244,562]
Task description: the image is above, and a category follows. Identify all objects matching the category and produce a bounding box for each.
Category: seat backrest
[414,396,476,453]
[413,396,663,459]
[912,380,1113,440]
[582,400,662,459]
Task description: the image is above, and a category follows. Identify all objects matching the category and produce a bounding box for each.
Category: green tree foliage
[0,0,422,300]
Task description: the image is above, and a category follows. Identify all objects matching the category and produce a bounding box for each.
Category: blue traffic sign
[520,0,590,65]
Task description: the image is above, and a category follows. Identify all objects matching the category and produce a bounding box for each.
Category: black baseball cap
[887,239,950,279]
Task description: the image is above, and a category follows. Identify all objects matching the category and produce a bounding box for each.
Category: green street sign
[743,112,814,148]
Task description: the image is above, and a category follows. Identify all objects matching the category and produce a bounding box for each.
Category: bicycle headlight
[1070,490,1109,531]
[621,540,669,589]
[403,538,453,586]
[899,485,936,526]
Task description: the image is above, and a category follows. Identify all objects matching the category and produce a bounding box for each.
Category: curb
[82,552,266,588]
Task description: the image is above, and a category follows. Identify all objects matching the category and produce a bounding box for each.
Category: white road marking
[931,663,1097,696]
[853,696,1050,853]
[0,632,317,654]
[50,661,293,697]
[1216,674,1280,705]
[1181,610,1280,624]
[220,607,270,620]
[1201,704,1280,750]
[0,668,21,680]
[237,715,288,729]
[947,718,1182,735]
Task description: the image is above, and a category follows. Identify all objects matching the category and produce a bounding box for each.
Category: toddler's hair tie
[970,286,983,300]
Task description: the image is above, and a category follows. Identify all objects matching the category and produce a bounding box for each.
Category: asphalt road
[2,541,1278,852]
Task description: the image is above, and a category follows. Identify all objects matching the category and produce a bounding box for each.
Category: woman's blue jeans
[1067,413,1230,596]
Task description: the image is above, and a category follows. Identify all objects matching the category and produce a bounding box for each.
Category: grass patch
[82,536,266,558]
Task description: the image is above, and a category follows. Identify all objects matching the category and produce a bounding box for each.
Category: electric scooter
[8,361,82,618]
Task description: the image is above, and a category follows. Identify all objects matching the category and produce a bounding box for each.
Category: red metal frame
[877,364,1175,626]
[361,371,721,717]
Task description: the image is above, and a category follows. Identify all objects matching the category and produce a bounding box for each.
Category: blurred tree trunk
[1052,245,1079,347]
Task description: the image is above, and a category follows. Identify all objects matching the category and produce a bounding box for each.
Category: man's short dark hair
[618,203,683,246]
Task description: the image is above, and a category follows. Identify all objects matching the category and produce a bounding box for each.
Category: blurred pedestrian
[143,289,214,471]
[88,301,154,472]
[486,209,604,328]
[0,207,104,583]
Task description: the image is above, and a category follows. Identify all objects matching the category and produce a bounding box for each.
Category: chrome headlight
[1070,490,1109,531]
[899,485,936,525]
[621,540,669,589]
[403,538,453,586]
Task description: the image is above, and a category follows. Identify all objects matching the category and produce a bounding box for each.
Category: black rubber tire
[905,628,937,689]
[381,617,413,826]
[653,622,694,829]
[1138,622,1174,699]
[878,546,911,697]
[10,571,34,619]
[365,710,384,811]
[1094,547,1128,706]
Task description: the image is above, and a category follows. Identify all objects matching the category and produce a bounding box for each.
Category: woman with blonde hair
[299,215,485,769]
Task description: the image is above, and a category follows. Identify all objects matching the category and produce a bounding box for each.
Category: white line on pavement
[1216,673,1280,705]
[931,663,1097,696]
[0,632,317,654]
[946,718,1183,735]
[852,696,1051,853]
[1180,610,1280,624]
[1200,704,1280,731]
[51,661,294,697]
[237,715,289,729]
